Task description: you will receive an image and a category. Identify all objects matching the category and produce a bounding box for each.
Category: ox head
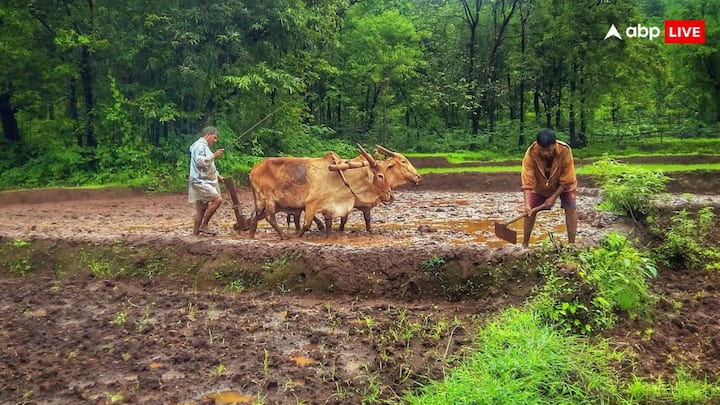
[375,145,422,186]
[358,143,393,204]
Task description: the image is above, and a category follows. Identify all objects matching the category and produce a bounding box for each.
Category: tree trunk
[460,0,482,137]
[518,1,528,147]
[68,79,82,147]
[554,86,561,129]
[79,44,96,148]
[0,92,21,143]
[569,68,577,147]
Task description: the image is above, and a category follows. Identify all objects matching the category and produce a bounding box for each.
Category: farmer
[520,128,577,248]
[188,126,224,236]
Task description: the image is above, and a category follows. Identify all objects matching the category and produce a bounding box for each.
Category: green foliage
[533,233,657,334]
[625,368,720,404]
[1,0,719,189]
[420,256,446,274]
[649,207,720,271]
[405,308,622,404]
[586,158,669,219]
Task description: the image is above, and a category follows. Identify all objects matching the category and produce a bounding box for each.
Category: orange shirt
[521,141,577,197]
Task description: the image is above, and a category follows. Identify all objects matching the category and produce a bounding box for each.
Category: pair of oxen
[247,145,421,240]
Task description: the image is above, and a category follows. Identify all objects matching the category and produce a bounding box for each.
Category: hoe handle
[502,206,543,225]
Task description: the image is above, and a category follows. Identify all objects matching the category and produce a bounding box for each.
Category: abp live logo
[604,20,705,44]
[665,20,705,44]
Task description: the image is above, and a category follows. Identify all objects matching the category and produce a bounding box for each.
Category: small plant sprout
[111,311,128,326]
[213,363,226,377]
[263,349,270,376]
[186,302,197,322]
[135,306,153,333]
[12,239,28,247]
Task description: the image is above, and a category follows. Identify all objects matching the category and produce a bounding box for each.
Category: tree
[332,5,424,145]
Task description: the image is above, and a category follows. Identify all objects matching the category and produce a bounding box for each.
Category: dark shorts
[529,190,577,209]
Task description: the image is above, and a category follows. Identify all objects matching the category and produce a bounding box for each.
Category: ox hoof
[233,223,250,232]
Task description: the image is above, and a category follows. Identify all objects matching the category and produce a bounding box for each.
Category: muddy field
[1,169,720,404]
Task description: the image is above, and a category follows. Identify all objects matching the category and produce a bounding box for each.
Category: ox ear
[357,143,377,167]
[375,145,397,158]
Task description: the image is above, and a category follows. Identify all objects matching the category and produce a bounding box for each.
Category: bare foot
[198,226,218,236]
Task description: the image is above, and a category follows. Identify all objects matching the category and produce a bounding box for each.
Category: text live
[665,20,705,44]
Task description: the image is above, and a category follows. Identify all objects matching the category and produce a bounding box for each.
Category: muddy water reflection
[193,390,254,404]
[247,211,569,248]
[242,192,575,248]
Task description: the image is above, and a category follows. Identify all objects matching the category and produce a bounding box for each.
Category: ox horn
[328,160,370,171]
[375,144,398,157]
[357,143,377,167]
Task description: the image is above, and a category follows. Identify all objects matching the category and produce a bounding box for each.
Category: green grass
[410,151,518,164]
[588,163,720,172]
[405,305,720,404]
[407,137,720,162]
[417,166,520,174]
[405,308,623,404]
[572,137,720,158]
[417,163,720,175]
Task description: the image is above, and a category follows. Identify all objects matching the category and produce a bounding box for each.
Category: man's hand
[218,175,225,184]
[543,196,558,209]
[522,205,545,216]
[213,148,225,159]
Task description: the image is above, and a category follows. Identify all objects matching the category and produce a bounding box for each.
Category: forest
[0,0,718,190]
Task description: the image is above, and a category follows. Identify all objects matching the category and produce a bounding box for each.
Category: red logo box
[665,20,705,44]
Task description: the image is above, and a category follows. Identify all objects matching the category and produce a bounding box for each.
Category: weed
[226,279,245,292]
[361,372,382,404]
[642,328,654,341]
[111,311,128,326]
[207,328,215,344]
[21,390,33,403]
[263,254,290,272]
[405,309,622,404]
[263,349,270,376]
[66,349,79,360]
[89,259,115,277]
[650,207,719,270]
[135,306,153,333]
[186,302,197,322]
[625,368,720,403]
[533,232,656,334]
[103,391,124,403]
[12,239,28,247]
[332,381,348,402]
[587,158,668,220]
[421,256,446,275]
[9,256,31,275]
[213,363,226,377]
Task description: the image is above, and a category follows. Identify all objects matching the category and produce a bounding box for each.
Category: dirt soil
[1,168,720,405]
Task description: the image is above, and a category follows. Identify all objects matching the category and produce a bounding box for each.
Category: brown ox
[288,145,421,232]
[248,146,392,240]
[339,145,421,231]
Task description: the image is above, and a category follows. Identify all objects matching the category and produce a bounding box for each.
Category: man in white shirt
[188,126,224,236]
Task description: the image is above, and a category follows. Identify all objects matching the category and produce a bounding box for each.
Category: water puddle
[194,390,255,404]
[239,205,571,247]
[289,354,315,367]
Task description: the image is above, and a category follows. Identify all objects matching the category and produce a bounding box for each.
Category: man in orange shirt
[520,128,577,248]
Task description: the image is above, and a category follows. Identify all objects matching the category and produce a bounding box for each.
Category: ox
[339,145,421,232]
[248,145,392,240]
[287,145,421,232]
